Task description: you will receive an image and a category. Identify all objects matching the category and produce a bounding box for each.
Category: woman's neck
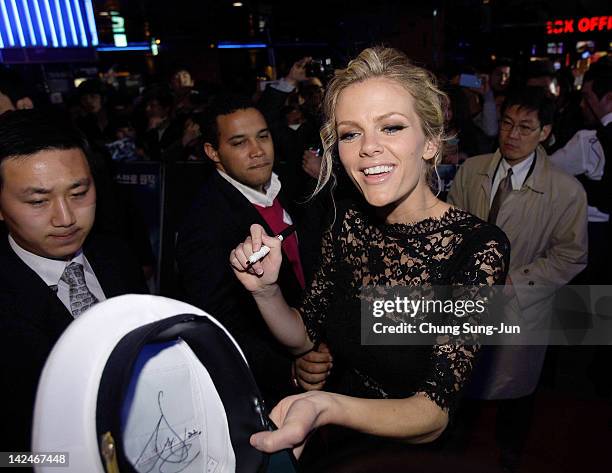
[379,184,450,225]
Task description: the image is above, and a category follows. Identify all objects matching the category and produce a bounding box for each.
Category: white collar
[9,235,86,286]
[217,170,281,208]
[500,151,535,189]
[601,112,612,127]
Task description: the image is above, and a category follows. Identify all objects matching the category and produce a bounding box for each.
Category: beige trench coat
[447,146,588,398]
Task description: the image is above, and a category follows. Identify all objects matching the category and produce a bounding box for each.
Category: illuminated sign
[0,0,98,48]
[110,10,126,47]
[546,16,612,35]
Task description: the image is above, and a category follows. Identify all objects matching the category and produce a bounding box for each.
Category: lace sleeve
[298,225,339,345]
[418,228,510,411]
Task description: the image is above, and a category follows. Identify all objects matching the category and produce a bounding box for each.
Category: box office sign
[546,16,612,35]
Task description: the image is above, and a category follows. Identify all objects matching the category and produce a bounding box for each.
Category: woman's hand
[250,392,333,457]
[230,223,283,294]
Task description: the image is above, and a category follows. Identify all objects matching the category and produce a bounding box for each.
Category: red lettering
[546,20,553,35]
[598,16,607,31]
[609,16,612,30]
[564,19,574,33]
[589,17,598,31]
[578,17,590,32]
[554,19,564,34]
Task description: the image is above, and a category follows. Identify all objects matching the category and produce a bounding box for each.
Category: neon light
[72,0,86,46]
[97,44,150,52]
[217,42,267,49]
[547,16,612,35]
[10,0,26,46]
[63,0,76,45]
[21,0,37,45]
[0,29,4,48]
[32,0,48,46]
[53,0,66,46]
[43,0,58,47]
[83,0,97,46]
[0,1,16,46]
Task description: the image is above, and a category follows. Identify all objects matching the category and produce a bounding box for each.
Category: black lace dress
[299,202,510,411]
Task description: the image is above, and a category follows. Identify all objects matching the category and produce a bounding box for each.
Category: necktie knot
[61,262,98,317]
[61,262,86,285]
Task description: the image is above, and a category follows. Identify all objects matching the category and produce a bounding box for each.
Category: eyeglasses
[499,119,540,136]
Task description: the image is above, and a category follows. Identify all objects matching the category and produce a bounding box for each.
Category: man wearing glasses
[448,86,587,472]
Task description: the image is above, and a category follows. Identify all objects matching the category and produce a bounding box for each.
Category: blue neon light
[53,0,66,46]
[72,0,86,46]
[83,0,97,46]
[97,44,150,52]
[217,42,267,49]
[0,0,98,49]
[43,0,59,47]
[32,0,49,46]
[22,0,38,46]
[10,0,26,46]
[1,0,16,46]
[64,0,77,45]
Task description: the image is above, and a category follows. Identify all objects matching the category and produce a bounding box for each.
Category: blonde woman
[230,47,509,453]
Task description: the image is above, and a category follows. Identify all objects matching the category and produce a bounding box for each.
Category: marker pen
[247,225,296,266]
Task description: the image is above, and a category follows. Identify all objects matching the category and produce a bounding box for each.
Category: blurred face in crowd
[335,78,437,217]
[491,66,510,93]
[204,108,274,193]
[526,76,559,98]
[499,105,551,165]
[171,70,194,91]
[581,80,612,124]
[0,148,96,260]
[80,93,102,114]
[145,99,169,120]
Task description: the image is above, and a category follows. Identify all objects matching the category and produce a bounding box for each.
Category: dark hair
[583,57,612,100]
[200,94,259,148]
[0,109,89,187]
[500,86,555,127]
[526,59,555,80]
[76,79,105,97]
[143,85,174,110]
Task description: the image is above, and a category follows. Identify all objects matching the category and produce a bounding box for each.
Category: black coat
[176,171,322,404]
[0,232,148,452]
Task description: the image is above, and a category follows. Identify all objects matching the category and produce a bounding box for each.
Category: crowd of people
[0,46,610,472]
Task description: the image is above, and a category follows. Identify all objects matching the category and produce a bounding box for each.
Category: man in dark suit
[176,95,330,405]
[0,109,148,452]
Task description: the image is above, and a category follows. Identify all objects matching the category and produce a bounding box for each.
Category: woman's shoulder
[448,207,510,254]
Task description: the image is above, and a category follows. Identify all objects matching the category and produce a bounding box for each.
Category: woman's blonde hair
[315,46,448,195]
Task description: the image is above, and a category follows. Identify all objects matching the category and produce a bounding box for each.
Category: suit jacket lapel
[213,173,302,295]
[0,237,72,337]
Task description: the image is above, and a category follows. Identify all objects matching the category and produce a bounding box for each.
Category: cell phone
[459,73,482,89]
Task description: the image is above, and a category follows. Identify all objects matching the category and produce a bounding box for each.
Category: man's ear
[422,139,439,162]
[539,124,552,143]
[204,143,220,163]
[601,90,612,115]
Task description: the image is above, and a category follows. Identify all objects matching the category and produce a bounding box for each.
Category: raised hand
[229,223,283,293]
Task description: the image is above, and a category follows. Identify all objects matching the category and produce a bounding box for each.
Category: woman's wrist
[251,283,281,299]
[311,392,342,429]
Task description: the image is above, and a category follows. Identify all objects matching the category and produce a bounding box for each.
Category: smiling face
[335,78,438,221]
[0,148,96,260]
[204,108,274,192]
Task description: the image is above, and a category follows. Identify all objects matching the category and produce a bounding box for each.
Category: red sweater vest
[253,198,305,289]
